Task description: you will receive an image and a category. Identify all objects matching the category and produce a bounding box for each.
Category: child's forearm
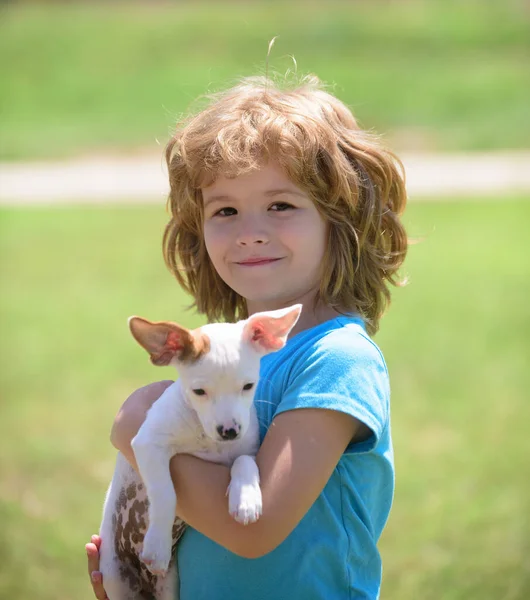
[169,453,270,559]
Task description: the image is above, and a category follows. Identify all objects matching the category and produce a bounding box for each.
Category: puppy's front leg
[227,455,262,526]
[131,432,176,576]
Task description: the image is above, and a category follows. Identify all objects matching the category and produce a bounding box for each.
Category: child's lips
[235,257,283,266]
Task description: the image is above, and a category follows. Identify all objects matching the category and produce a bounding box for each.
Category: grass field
[1,198,529,599]
[1,0,529,160]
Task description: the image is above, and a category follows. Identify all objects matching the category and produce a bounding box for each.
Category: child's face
[202,162,327,313]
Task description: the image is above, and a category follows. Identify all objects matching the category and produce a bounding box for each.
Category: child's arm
[112,392,361,559]
[177,407,360,558]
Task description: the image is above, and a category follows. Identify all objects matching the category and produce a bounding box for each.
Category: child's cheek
[203,225,225,258]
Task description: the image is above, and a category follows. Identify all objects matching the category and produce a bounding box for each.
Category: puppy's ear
[242,304,302,354]
[128,317,209,366]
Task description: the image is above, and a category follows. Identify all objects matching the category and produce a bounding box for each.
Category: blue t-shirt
[177,316,393,600]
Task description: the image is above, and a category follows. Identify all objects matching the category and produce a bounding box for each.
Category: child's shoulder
[291,315,386,370]
[269,315,391,435]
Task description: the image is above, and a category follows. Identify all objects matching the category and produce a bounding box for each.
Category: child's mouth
[236,257,282,267]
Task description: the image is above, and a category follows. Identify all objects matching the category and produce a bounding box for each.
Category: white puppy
[98,305,301,600]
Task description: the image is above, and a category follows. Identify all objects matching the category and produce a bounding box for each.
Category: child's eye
[215,207,237,217]
[192,388,207,396]
[242,383,254,391]
[269,202,294,212]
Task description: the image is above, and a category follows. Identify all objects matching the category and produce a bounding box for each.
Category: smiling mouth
[236,257,283,266]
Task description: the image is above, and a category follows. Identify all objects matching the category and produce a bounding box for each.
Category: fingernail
[91,571,101,583]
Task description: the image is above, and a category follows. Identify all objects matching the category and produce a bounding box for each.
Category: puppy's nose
[216,424,240,441]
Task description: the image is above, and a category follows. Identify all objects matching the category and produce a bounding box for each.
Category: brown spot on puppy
[111,481,188,597]
[128,317,210,366]
[179,330,210,364]
[126,483,137,501]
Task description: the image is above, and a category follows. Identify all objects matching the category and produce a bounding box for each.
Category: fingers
[86,535,101,575]
[86,535,108,600]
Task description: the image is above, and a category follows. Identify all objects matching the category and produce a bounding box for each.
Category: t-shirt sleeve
[274,328,390,453]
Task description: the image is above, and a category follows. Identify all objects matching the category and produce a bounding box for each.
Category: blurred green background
[2,0,530,160]
[1,1,529,599]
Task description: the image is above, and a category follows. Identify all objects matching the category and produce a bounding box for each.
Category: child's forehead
[201,161,303,197]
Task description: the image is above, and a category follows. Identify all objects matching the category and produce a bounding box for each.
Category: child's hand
[86,535,108,600]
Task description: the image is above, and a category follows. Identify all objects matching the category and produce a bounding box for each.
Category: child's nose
[236,217,269,246]
[237,235,266,246]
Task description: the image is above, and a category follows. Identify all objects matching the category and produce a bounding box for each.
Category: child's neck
[291,303,343,337]
[247,298,344,338]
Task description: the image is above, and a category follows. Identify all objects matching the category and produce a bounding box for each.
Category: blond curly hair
[163,75,407,334]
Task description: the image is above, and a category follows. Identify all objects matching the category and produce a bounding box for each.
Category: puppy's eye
[192,388,206,396]
[242,383,254,391]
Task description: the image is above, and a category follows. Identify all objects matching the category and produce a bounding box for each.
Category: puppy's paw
[227,479,262,525]
[140,529,172,576]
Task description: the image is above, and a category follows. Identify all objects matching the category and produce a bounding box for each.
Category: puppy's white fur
[99,305,301,600]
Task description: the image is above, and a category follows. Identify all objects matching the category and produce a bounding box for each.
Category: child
[87,74,408,600]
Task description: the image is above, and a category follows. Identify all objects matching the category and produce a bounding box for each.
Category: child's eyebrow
[264,188,307,198]
[204,188,306,207]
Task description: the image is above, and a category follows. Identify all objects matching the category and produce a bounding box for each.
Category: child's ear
[242,304,302,354]
[128,317,209,366]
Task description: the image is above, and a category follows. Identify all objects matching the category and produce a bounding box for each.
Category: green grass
[377,200,530,599]
[1,198,529,599]
[1,0,529,160]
